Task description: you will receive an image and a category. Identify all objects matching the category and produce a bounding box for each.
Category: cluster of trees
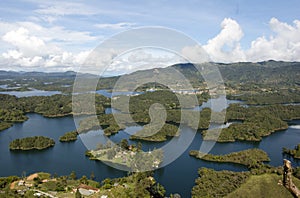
[0,94,72,118]
[283,144,300,159]
[114,90,207,114]
[77,89,211,141]
[203,104,300,142]
[191,168,250,197]
[9,136,55,150]
[189,148,270,168]
[0,93,110,132]
[0,121,12,131]
[59,131,78,142]
[0,109,28,122]
[130,123,179,142]
[191,162,291,198]
[228,90,300,105]
[101,171,165,197]
[78,92,300,143]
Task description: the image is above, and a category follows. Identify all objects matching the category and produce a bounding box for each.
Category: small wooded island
[9,136,55,150]
[283,143,300,159]
[59,131,78,142]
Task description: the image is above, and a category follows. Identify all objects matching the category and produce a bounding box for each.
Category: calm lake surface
[0,89,61,97]
[0,98,300,197]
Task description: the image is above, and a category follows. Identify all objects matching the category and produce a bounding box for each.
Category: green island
[86,139,163,171]
[283,143,300,159]
[59,131,79,142]
[189,148,270,168]
[0,171,167,198]
[9,136,55,151]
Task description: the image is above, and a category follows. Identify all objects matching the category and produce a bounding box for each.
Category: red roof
[78,184,99,191]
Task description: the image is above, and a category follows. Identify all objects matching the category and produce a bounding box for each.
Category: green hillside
[226,174,300,198]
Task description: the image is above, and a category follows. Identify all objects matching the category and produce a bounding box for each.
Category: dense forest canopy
[9,136,55,150]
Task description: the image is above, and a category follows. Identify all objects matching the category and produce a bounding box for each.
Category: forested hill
[0,60,299,91]
[172,61,300,86]
[0,70,96,78]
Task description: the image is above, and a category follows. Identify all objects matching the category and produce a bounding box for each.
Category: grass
[226,174,300,198]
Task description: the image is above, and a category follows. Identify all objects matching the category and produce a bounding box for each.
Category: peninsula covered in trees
[86,139,163,171]
[189,148,270,168]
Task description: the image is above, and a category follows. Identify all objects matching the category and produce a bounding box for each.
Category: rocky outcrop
[283,159,300,197]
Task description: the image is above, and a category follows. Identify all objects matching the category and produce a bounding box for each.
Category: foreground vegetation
[191,166,300,198]
[9,136,55,150]
[191,168,250,197]
[226,174,299,198]
[0,171,166,198]
[189,148,270,168]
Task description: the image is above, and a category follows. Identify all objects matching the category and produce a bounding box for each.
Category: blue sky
[0,0,299,74]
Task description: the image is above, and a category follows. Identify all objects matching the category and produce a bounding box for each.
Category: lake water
[96,89,143,98]
[1,110,300,197]
[0,89,61,97]
[193,95,245,112]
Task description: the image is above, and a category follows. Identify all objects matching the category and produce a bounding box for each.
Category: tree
[107,149,116,160]
[69,171,77,180]
[21,171,26,180]
[90,172,95,180]
[75,189,82,198]
[137,142,142,151]
[80,175,88,184]
[33,177,41,187]
[120,139,129,150]
[96,143,104,150]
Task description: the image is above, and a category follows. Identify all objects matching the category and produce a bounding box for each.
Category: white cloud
[184,18,300,63]
[0,21,98,47]
[95,22,136,30]
[202,18,246,62]
[2,50,22,59]
[181,45,210,63]
[34,1,99,16]
[246,18,300,62]
[103,49,183,75]
[1,16,300,74]
[2,27,57,57]
[0,21,95,72]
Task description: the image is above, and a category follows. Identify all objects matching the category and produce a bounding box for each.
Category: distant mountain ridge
[1,61,299,89]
